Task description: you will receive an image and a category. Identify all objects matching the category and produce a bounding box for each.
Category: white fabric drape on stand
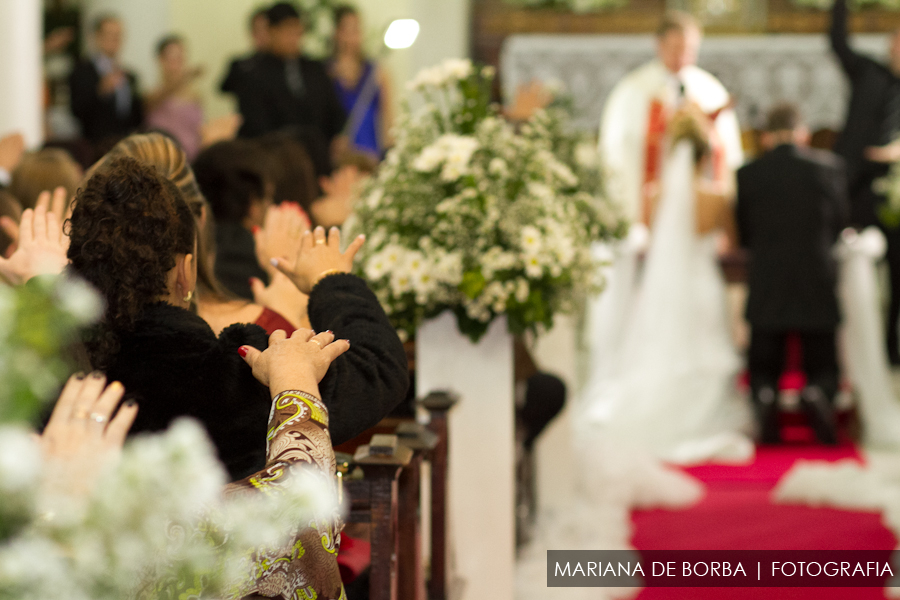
[837,227,900,448]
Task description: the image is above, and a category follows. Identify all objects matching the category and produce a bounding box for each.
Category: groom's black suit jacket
[736,144,849,331]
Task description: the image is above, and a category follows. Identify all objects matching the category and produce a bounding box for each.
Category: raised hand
[271,226,365,295]
[239,328,350,395]
[866,142,900,164]
[0,132,25,174]
[249,271,311,330]
[98,70,126,96]
[0,190,70,285]
[39,373,138,498]
[254,202,311,277]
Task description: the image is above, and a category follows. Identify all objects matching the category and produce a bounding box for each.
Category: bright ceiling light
[384,19,420,50]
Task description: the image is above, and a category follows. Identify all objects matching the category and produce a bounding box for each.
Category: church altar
[501,33,888,132]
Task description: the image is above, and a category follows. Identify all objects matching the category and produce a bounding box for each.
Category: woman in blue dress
[329,6,393,158]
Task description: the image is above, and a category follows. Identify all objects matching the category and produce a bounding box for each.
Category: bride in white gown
[517,114,747,598]
[579,109,754,465]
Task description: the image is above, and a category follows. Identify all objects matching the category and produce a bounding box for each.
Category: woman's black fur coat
[104,274,409,481]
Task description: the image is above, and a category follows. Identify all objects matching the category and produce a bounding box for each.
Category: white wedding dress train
[515,143,751,598]
[579,141,753,464]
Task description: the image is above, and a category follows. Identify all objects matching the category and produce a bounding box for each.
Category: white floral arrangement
[351,59,627,342]
[0,277,337,599]
[297,0,338,59]
[297,0,379,59]
[501,0,629,12]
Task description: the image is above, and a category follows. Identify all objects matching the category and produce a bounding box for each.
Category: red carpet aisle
[631,432,897,600]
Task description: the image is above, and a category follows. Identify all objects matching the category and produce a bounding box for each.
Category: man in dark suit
[68,15,143,158]
[220,7,269,120]
[736,104,849,445]
[236,3,347,148]
[831,0,900,362]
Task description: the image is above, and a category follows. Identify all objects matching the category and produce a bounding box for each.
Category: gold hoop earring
[183,290,193,303]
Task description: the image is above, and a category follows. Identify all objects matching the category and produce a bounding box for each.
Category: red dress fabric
[254,307,297,336]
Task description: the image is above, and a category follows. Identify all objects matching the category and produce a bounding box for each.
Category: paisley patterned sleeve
[223,390,346,600]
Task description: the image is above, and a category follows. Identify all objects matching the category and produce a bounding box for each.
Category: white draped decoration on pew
[416,312,516,600]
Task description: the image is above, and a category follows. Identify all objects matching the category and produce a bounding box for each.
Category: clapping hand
[249,271,311,330]
[98,70,126,96]
[866,142,900,164]
[254,202,311,278]
[39,373,138,499]
[1,186,69,253]
[271,226,365,295]
[0,188,70,285]
[0,132,24,174]
[239,328,350,395]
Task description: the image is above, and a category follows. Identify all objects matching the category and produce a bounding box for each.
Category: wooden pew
[337,391,457,600]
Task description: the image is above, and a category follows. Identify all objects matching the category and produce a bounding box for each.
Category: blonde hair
[669,106,712,164]
[10,148,83,210]
[86,133,204,215]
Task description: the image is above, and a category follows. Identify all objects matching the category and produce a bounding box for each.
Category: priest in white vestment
[599,11,744,224]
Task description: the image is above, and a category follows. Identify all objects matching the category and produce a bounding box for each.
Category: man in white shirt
[599,11,743,225]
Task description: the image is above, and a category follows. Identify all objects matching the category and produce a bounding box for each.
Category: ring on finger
[73,407,90,419]
[89,412,108,424]
[311,339,323,348]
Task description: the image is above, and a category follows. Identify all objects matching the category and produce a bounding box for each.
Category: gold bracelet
[311,269,343,289]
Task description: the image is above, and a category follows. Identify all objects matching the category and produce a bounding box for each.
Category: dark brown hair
[656,11,700,39]
[669,108,712,164]
[766,103,803,133]
[67,157,196,368]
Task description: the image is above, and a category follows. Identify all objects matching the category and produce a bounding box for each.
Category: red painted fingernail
[252,226,260,235]
[238,346,248,357]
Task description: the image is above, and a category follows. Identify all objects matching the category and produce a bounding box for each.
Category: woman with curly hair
[68,149,408,466]
[66,158,351,598]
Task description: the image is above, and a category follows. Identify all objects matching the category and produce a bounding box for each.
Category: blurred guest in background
[69,15,143,159]
[220,8,270,129]
[9,147,82,210]
[831,0,900,364]
[255,131,319,214]
[193,140,274,300]
[329,5,393,158]
[146,35,205,161]
[237,3,347,149]
[736,104,848,445]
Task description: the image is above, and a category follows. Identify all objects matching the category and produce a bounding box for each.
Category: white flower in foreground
[413,143,445,173]
[443,58,473,81]
[366,188,384,209]
[441,136,480,181]
[488,157,507,176]
[525,255,543,279]
[0,427,40,493]
[520,226,542,254]
[365,253,390,281]
[515,278,530,303]
[56,275,104,323]
[575,141,600,168]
